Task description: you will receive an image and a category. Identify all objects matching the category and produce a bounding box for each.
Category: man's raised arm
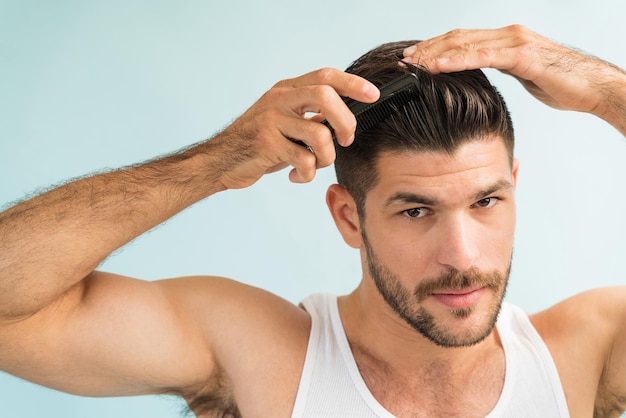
[0,69,378,397]
[402,24,626,136]
[0,68,377,322]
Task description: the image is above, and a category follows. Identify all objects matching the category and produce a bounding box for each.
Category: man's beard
[362,230,510,348]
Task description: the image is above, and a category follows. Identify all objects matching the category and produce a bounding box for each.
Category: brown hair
[334,41,514,215]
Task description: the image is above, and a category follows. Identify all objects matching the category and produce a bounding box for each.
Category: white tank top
[291,293,570,417]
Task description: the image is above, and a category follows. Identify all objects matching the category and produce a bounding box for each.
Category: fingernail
[437,57,450,65]
[290,169,303,183]
[363,83,379,100]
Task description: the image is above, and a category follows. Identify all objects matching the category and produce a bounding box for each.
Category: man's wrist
[147,138,230,207]
[593,67,626,136]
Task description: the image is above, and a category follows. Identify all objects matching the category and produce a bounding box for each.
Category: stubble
[362,230,510,348]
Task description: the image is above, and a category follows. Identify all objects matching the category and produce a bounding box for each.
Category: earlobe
[326,184,363,249]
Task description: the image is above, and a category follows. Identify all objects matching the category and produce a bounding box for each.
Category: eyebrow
[382,178,514,209]
[471,179,514,201]
[383,192,439,208]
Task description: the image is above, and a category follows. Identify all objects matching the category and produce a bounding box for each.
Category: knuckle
[445,28,465,44]
[260,87,284,103]
[302,121,333,147]
[272,78,291,89]
[316,67,337,84]
[313,84,338,106]
[316,145,337,168]
[298,124,336,168]
[293,159,317,183]
[418,44,431,56]
[510,28,534,45]
[319,122,336,144]
[507,24,528,35]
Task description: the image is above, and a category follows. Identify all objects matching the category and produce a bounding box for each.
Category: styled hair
[334,40,514,215]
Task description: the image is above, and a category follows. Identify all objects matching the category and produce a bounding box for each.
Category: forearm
[0,138,227,320]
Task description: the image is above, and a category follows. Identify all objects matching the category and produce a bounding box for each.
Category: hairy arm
[0,144,225,321]
[0,139,262,396]
[0,68,379,397]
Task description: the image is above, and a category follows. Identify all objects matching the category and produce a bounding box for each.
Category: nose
[435,214,480,273]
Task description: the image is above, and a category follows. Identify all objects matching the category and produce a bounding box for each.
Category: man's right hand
[213,68,380,189]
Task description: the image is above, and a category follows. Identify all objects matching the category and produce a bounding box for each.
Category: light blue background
[1,1,625,417]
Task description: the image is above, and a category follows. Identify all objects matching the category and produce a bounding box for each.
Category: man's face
[359,138,517,347]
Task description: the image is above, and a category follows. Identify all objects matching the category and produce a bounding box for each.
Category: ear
[326,184,362,249]
[511,158,519,188]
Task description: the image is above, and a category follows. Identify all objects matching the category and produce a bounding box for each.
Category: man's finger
[278,117,336,169]
[277,67,380,103]
[273,83,358,146]
[401,26,534,75]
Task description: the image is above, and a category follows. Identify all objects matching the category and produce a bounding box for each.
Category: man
[0,24,624,417]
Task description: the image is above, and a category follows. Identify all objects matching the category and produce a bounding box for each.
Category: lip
[431,287,485,310]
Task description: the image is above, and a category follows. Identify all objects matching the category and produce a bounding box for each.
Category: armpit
[593,390,625,418]
[182,368,241,418]
[595,349,626,418]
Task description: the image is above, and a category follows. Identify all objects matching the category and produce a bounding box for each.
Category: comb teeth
[354,87,419,134]
[323,73,421,140]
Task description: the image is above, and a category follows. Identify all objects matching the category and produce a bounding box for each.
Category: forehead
[369,139,514,205]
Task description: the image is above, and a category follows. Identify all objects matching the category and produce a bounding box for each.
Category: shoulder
[532,286,625,325]
[530,287,626,417]
[530,286,626,347]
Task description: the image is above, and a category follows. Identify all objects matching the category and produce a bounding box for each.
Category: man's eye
[474,197,498,208]
[402,208,427,218]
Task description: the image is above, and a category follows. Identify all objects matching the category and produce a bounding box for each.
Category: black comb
[323,72,421,139]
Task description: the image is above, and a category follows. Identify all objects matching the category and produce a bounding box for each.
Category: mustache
[413,267,505,303]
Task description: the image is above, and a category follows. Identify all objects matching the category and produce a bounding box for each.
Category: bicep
[0,271,216,397]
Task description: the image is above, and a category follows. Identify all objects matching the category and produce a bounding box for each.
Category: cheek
[366,220,435,272]
[481,210,516,260]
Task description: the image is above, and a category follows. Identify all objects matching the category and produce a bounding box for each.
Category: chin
[408,289,506,348]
